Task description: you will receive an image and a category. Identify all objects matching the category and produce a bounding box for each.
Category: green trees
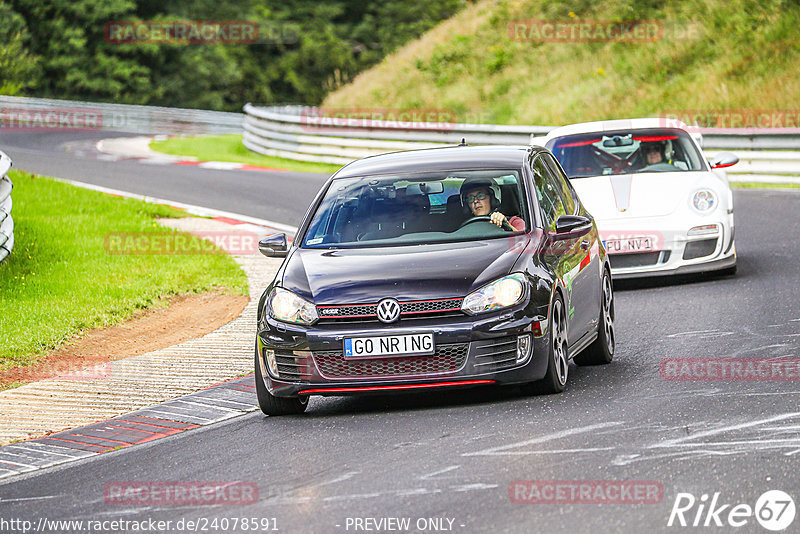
[1,0,467,109]
[0,1,40,95]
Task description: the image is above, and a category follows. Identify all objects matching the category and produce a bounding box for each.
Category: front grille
[317,298,463,323]
[319,304,376,318]
[401,299,462,314]
[472,336,519,371]
[313,343,468,378]
[683,238,718,260]
[609,252,661,269]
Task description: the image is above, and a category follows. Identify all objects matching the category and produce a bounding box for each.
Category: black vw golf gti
[255,145,615,415]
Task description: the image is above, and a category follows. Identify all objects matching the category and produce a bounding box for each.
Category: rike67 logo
[668,490,796,531]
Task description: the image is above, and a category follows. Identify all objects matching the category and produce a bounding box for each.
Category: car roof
[544,117,692,139]
[333,145,545,178]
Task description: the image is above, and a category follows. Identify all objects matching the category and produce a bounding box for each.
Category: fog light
[688,224,719,236]
[265,349,279,377]
[517,334,532,364]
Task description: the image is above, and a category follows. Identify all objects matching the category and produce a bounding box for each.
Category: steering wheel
[641,162,681,172]
[458,215,514,231]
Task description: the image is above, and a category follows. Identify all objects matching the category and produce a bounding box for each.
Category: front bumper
[603,219,736,279]
[257,310,550,398]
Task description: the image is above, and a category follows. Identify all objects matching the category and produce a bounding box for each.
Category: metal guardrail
[243,104,548,165]
[243,105,800,181]
[1,95,243,135]
[0,150,13,264]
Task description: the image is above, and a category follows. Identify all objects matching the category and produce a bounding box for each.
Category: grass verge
[0,170,248,373]
[150,134,341,175]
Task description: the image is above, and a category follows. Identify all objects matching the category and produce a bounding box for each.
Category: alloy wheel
[552,299,569,386]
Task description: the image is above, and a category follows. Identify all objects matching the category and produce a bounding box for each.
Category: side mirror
[259,233,288,258]
[554,215,592,240]
[709,152,739,169]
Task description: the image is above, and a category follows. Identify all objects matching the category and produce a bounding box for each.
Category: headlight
[462,273,526,315]
[692,190,717,212]
[267,287,318,325]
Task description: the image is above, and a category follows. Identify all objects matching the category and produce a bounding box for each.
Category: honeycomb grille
[317,298,463,322]
[401,299,462,314]
[318,304,377,318]
[313,343,468,378]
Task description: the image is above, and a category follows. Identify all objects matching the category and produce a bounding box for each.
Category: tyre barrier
[0,151,13,264]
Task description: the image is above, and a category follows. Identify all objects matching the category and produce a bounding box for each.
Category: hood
[281,237,530,305]
[570,171,725,219]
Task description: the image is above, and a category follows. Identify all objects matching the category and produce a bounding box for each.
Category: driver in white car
[640,140,683,171]
[460,178,525,231]
[644,143,665,165]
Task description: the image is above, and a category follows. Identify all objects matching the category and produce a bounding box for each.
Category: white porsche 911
[539,118,739,278]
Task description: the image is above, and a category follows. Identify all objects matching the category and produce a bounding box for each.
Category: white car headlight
[462,273,526,315]
[267,287,318,325]
[692,190,717,212]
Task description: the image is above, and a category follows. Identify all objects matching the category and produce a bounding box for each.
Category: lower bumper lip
[297,379,496,395]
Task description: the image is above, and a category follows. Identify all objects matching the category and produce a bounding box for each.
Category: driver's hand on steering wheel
[490,212,508,228]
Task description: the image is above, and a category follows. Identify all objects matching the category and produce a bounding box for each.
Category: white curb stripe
[49,177,298,234]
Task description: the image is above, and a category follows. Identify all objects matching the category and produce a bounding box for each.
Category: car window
[302,169,527,248]
[542,154,576,215]
[546,128,707,178]
[531,156,567,233]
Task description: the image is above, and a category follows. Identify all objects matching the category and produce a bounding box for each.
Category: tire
[254,343,308,416]
[575,269,614,366]
[523,293,569,394]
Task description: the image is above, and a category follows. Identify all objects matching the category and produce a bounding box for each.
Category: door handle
[580,240,590,250]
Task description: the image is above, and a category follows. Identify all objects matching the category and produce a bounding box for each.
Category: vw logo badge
[376,298,401,323]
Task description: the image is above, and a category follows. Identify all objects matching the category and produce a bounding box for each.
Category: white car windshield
[546,128,707,178]
[302,170,527,248]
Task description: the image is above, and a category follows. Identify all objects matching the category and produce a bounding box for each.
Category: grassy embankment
[323,0,800,126]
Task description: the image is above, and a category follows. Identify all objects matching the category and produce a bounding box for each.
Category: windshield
[302,169,527,248]
[546,128,707,179]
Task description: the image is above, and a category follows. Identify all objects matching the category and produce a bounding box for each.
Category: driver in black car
[460,178,524,231]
